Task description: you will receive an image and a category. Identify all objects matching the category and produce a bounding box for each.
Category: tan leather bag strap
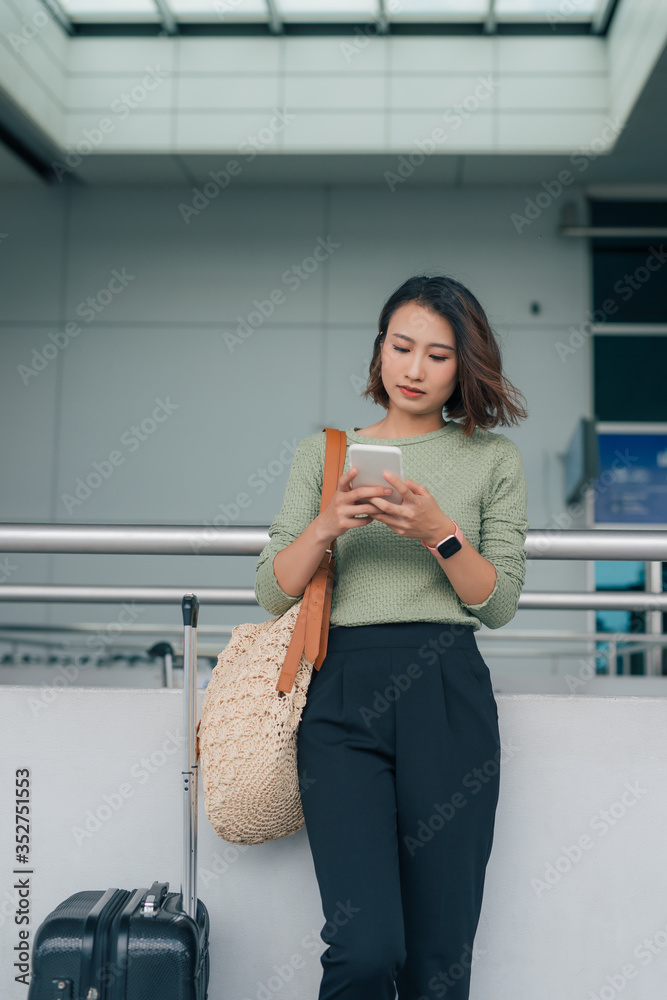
[276,427,346,694]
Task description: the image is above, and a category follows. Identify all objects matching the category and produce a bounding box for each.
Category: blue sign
[595,432,667,524]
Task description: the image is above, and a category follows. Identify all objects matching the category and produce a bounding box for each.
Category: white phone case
[348,443,404,505]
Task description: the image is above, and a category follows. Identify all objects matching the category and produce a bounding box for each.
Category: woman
[254,274,529,1000]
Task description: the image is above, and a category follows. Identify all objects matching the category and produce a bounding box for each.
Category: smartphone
[348,443,404,506]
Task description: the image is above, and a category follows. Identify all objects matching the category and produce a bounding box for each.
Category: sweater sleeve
[254,433,325,616]
[459,437,529,629]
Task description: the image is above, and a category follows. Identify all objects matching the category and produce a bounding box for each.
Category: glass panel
[392,0,488,14]
[169,0,267,13]
[595,562,645,589]
[496,0,596,11]
[595,561,646,675]
[55,0,614,26]
[276,0,379,16]
[56,0,609,21]
[59,0,158,15]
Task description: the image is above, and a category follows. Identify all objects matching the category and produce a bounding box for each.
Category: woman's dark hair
[363,273,528,438]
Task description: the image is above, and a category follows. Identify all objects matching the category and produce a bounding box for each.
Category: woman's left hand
[365,472,450,543]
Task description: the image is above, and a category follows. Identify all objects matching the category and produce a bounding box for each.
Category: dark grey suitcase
[27,594,210,999]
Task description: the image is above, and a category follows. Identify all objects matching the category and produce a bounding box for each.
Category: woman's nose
[406,357,425,377]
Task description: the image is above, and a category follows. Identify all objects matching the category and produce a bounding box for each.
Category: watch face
[436,536,462,559]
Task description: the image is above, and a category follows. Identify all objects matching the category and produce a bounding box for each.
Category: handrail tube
[0,524,666,560]
[1,624,664,642]
[0,585,666,611]
[0,622,235,635]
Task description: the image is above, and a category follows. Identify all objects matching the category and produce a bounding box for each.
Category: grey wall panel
[64,186,333,326]
[0,188,66,322]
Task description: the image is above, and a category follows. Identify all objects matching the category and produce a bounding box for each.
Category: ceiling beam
[377,0,390,35]
[482,0,497,35]
[591,0,618,34]
[265,0,284,35]
[36,0,74,36]
[153,0,178,36]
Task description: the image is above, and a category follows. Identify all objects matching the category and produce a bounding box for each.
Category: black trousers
[296,621,501,1000]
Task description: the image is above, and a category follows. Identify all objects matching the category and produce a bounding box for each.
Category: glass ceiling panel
[58,0,158,17]
[55,0,609,24]
[169,0,267,15]
[390,0,488,15]
[275,0,379,18]
[496,0,597,12]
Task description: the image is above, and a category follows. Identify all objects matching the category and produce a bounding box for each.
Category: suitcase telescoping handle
[181,594,200,921]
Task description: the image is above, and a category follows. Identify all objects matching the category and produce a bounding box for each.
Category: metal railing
[0,523,665,610]
[0,523,665,675]
[1,523,666,558]
[1,624,665,677]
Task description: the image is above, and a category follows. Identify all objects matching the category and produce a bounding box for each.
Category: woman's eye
[392,346,447,362]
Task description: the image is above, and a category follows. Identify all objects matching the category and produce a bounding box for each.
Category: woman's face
[380,300,459,415]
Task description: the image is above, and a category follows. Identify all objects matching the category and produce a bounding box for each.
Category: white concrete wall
[1,685,666,998]
[0,179,594,678]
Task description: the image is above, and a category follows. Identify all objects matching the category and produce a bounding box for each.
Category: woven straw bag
[196,427,347,845]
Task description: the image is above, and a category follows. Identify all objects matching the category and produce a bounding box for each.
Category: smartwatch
[421,520,463,559]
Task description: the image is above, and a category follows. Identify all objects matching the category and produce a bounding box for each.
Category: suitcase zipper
[80,889,117,993]
[106,884,170,1000]
[80,888,131,1000]
[107,887,149,1000]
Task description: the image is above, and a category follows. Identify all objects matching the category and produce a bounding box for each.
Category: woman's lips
[398,385,425,397]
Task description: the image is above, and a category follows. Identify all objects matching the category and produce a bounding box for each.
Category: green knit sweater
[254,422,529,631]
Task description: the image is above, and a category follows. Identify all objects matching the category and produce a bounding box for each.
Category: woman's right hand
[316,467,392,543]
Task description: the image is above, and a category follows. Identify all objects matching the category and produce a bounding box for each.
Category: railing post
[646,561,664,676]
[607,640,617,676]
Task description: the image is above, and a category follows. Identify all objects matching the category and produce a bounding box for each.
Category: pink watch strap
[421,520,463,554]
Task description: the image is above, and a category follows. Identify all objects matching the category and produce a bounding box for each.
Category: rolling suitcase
[27,594,210,999]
